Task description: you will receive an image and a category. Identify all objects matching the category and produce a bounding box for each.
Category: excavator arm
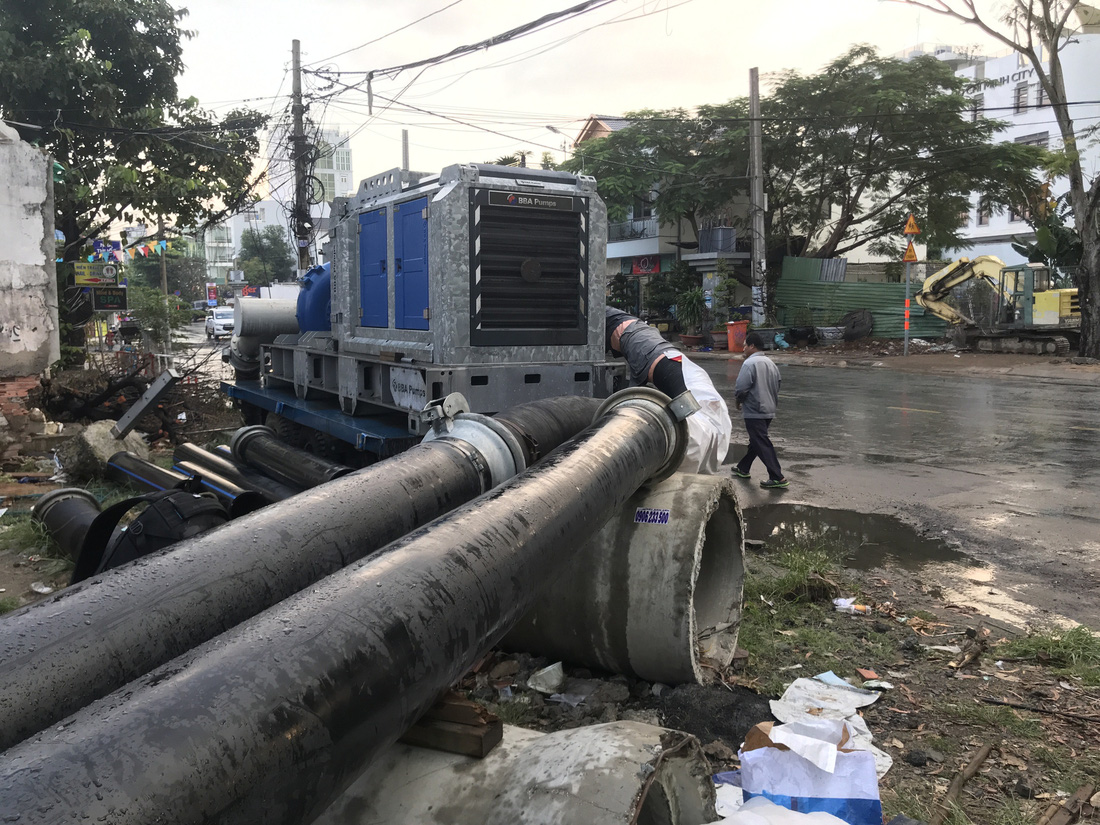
[913,255,1006,326]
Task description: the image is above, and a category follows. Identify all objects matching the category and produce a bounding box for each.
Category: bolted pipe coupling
[667,389,701,422]
[593,387,687,484]
[420,394,527,488]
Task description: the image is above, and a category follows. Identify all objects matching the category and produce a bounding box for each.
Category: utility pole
[158,216,169,295]
[291,39,311,274]
[749,67,767,328]
[401,129,410,171]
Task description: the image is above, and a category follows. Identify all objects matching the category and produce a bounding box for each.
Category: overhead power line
[304,0,467,67]
[306,0,617,84]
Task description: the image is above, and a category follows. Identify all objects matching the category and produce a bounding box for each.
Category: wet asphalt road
[701,360,1100,626]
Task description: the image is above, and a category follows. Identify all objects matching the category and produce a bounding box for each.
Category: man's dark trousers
[736,418,783,480]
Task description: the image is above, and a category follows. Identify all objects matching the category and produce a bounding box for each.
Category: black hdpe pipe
[493,396,601,466]
[173,443,301,502]
[172,461,267,518]
[105,451,194,494]
[30,489,101,561]
[231,425,352,489]
[0,390,683,825]
[0,396,599,753]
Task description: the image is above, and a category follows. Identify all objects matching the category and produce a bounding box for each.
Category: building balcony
[608,217,659,242]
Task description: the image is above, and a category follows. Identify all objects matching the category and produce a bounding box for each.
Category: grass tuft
[0,596,21,615]
[997,625,1100,685]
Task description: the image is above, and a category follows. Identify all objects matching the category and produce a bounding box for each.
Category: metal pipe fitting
[232,298,299,338]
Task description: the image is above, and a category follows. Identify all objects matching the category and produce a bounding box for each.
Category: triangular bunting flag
[128,248,136,259]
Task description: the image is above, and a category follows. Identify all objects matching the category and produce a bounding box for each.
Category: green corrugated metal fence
[775,257,947,339]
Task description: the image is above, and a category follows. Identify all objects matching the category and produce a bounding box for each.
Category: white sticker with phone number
[634,508,670,525]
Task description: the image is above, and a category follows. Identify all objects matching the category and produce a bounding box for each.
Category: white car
[205,306,235,340]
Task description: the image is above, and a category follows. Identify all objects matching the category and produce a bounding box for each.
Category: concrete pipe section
[0,389,685,825]
[0,396,597,753]
[504,472,745,686]
[314,722,716,825]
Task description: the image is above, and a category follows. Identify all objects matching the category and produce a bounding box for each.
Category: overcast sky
[174,0,1006,192]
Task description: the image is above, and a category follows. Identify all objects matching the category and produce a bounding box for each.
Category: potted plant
[675,286,706,347]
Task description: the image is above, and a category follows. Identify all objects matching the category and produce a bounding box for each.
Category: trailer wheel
[302,429,345,462]
[264,413,306,448]
[238,400,264,427]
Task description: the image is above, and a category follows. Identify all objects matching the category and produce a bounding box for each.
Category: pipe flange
[593,387,688,484]
[31,488,101,523]
[422,413,525,489]
[230,425,277,463]
[459,413,527,476]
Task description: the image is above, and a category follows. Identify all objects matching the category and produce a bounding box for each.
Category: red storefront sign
[631,255,661,275]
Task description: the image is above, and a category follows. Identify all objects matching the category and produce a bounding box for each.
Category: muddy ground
[468,535,1100,824]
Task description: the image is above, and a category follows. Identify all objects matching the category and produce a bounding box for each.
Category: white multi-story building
[951,34,1100,264]
[201,127,355,285]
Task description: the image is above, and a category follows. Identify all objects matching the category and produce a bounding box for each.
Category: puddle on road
[742,503,1051,628]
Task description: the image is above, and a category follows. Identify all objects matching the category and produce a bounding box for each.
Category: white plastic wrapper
[679,355,732,475]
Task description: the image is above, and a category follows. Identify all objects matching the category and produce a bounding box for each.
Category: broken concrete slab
[56,419,148,481]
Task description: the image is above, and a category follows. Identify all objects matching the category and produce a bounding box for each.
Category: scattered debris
[526,661,564,695]
[928,743,992,825]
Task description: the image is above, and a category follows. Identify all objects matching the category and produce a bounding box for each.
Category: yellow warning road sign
[903,240,918,263]
[903,214,921,235]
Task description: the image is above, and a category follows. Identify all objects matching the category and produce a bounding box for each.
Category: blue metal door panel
[358,209,388,328]
[394,197,429,330]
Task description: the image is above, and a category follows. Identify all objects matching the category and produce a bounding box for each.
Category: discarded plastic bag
[770,672,893,778]
[739,719,883,825]
[717,796,848,823]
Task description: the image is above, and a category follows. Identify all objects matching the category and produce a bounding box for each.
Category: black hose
[0,395,680,825]
[231,425,351,488]
[493,396,601,465]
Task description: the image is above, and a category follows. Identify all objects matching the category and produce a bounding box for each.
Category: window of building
[959,208,970,227]
[977,207,991,226]
[1014,82,1029,113]
[970,95,983,122]
[632,198,654,221]
[1036,83,1049,108]
[1015,131,1049,149]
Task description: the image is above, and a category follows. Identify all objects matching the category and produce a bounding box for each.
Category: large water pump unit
[226,163,624,454]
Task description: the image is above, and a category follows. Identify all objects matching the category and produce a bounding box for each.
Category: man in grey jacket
[732,332,788,489]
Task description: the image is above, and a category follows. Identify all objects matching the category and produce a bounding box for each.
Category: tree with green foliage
[127,247,208,301]
[237,226,295,286]
[890,0,1100,357]
[0,0,268,262]
[128,285,191,351]
[566,46,1043,274]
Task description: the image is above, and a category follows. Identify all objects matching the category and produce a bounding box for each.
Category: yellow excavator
[914,256,1080,355]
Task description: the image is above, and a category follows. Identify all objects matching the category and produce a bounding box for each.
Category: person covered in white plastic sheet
[605,308,732,475]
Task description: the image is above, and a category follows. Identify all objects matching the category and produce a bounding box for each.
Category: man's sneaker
[760,478,789,489]
[731,467,751,479]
